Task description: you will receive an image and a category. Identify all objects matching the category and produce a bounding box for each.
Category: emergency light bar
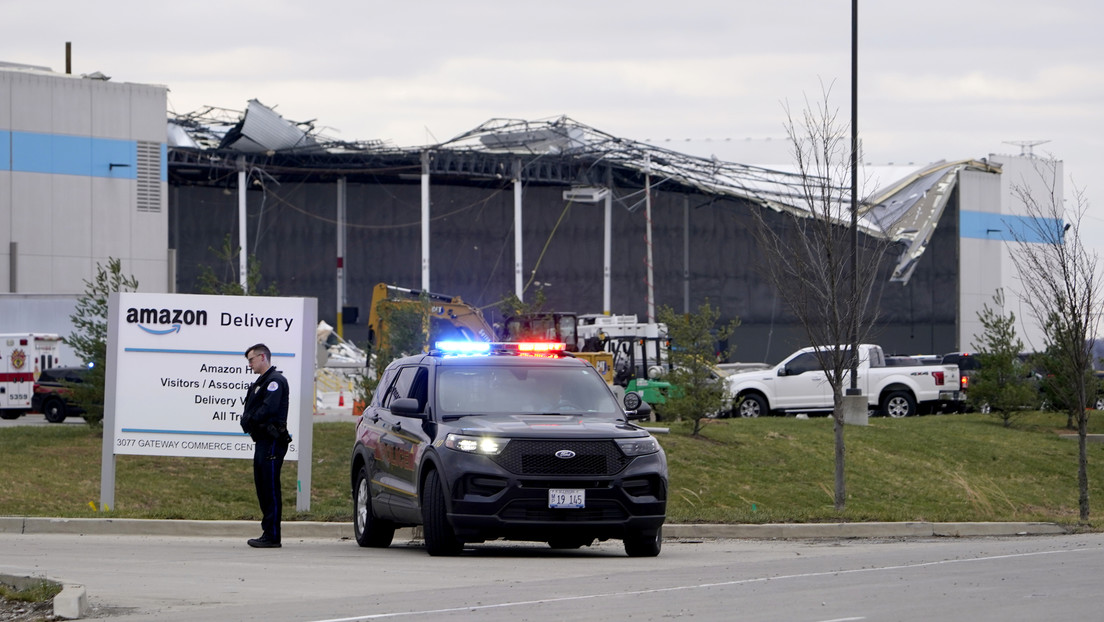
[434,341,567,356]
[435,341,491,354]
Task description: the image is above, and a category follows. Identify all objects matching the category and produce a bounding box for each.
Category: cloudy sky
[4,0,1102,235]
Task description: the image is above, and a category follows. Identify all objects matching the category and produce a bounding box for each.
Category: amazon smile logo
[126,307,208,335]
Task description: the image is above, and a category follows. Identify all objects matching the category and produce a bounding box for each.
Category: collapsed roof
[167,101,1001,285]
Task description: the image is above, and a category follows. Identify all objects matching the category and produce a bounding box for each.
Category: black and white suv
[350,341,668,556]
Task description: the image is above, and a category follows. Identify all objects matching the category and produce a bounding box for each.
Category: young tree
[1005,157,1101,523]
[658,302,738,437]
[748,87,888,510]
[66,258,139,428]
[195,234,279,296]
[968,290,1037,427]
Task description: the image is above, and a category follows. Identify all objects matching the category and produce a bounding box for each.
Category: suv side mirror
[390,397,424,417]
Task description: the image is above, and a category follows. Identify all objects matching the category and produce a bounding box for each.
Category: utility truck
[1,333,63,420]
[724,344,962,418]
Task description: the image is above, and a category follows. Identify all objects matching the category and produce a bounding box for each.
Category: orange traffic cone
[339,391,345,407]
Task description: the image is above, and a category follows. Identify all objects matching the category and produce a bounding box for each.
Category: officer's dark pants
[253,438,290,542]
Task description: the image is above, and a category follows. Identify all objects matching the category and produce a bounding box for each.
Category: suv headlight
[616,436,660,456]
[444,433,509,455]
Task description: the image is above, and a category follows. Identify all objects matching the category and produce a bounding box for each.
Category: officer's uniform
[241,366,291,545]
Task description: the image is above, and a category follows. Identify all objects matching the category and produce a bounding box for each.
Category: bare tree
[1006,157,1101,523]
[749,87,888,510]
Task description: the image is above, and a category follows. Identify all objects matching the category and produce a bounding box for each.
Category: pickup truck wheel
[881,391,916,418]
[735,393,767,418]
[43,397,68,423]
[353,465,395,548]
[423,469,463,556]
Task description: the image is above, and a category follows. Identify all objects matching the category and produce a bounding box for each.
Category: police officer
[241,343,291,548]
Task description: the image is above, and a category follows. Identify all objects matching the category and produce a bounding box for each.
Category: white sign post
[100,292,317,512]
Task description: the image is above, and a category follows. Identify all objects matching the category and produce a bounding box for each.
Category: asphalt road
[2,531,1100,621]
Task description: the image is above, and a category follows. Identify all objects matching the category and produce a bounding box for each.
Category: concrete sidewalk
[0,516,1068,540]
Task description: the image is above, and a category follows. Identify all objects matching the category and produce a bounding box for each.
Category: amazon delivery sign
[106,292,316,460]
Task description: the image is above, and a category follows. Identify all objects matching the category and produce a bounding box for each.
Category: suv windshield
[436,365,621,416]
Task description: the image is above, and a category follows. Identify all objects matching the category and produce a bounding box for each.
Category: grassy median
[1,412,1102,527]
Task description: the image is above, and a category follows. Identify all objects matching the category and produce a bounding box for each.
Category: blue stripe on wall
[960,210,1063,244]
[7,131,148,180]
[0,131,9,170]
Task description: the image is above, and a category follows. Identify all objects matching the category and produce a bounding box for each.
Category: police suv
[350,341,668,557]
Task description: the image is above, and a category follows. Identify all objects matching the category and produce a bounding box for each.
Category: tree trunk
[833,391,846,511]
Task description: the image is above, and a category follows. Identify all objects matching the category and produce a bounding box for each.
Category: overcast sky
[4,0,1102,238]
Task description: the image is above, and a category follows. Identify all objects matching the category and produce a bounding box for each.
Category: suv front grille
[492,440,629,476]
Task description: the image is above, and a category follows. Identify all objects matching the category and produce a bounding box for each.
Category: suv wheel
[624,526,662,557]
[43,397,67,423]
[422,470,463,556]
[353,466,395,548]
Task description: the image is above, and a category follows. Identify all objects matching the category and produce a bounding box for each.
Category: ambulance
[0,333,63,420]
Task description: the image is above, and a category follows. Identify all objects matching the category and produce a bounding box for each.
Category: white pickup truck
[724,344,962,418]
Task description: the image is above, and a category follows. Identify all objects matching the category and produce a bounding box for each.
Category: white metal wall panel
[10,173,51,250]
[51,76,92,136]
[52,174,93,259]
[128,257,168,291]
[50,254,91,293]
[129,85,167,143]
[91,176,131,259]
[0,72,10,128]
[9,72,52,132]
[91,81,131,139]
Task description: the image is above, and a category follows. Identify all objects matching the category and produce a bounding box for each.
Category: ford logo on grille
[554,450,576,459]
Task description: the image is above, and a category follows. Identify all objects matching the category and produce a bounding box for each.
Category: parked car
[32,366,90,423]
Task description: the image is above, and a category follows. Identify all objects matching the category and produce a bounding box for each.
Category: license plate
[548,488,585,509]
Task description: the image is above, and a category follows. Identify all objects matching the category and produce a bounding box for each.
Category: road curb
[0,517,1067,540]
[0,572,86,620]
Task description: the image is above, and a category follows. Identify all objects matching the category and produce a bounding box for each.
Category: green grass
[0,580,62,604]
[1,413,1103,528]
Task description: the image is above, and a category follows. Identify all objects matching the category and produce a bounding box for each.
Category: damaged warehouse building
[167,101,1007,363]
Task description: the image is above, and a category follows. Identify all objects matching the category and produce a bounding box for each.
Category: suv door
[376,365,431,522]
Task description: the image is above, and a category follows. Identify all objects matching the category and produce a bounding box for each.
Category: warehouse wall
[0,66,169,294]
[169,176,961,363]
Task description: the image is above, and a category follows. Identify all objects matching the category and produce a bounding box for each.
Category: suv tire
[43,396,67,423]
[353,466,395,548]
[422,470,463,556]
[624,526,662,557]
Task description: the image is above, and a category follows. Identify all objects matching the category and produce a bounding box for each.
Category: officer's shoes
[247,537,282,548]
